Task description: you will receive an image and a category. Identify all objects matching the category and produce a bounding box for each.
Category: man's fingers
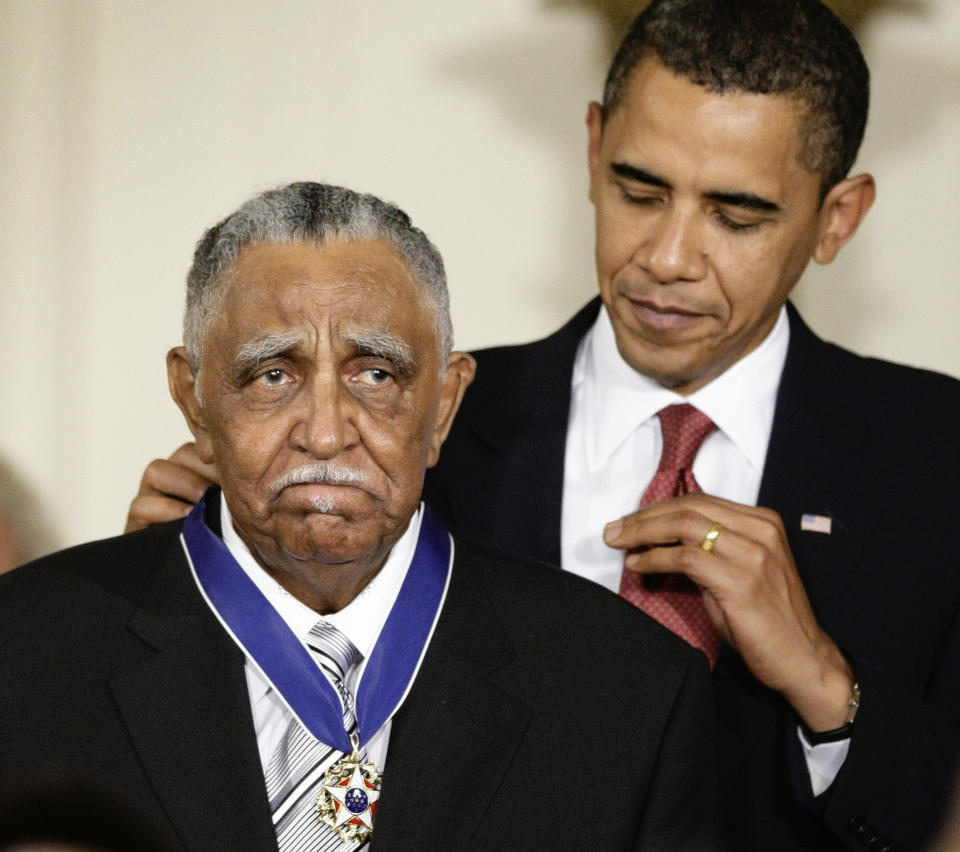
[124,495,194,534]
[620,513,786,605]
[623,525,748,583]
[125,443,218,533]
[140,456,216,503]
[608,506,723,553]
[635,491,774,522]
[167,442,219,484]
[606,498,786,556]
[605,494,852,719]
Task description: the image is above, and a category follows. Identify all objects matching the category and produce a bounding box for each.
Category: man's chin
[274,513,387,565]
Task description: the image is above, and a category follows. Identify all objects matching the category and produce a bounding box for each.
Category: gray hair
[183,182,452,375]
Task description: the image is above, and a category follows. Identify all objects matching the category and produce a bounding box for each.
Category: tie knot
[657,404,716,471]
[306,620,360,684]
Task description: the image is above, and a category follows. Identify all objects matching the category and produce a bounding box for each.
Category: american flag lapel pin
[801,513,832,534]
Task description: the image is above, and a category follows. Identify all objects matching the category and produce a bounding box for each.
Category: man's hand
[124,443,219,533]
[604,493,855,732]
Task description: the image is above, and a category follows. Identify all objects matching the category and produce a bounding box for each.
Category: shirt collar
[221,492,421,699]
[574,303,790,471]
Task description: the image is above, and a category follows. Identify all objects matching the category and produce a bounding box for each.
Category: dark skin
[589,60,874,731]
[132,60,876,730]
[125,442,217,531]
[166,239,475,614]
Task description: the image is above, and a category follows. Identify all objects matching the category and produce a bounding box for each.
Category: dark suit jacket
[425,298,960,852]
[0,506,719,850]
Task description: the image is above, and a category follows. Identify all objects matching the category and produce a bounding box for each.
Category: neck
[266,559,384,615]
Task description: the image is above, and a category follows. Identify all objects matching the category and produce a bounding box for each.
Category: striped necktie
[264,621,369,852]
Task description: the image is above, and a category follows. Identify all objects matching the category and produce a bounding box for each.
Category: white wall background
[1,0,957,553]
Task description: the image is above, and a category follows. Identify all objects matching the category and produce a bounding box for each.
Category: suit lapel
[110,533,277,850]
[445,299,601,566]
[759,303,877,624]
[717,304,880,784]
[372,544,532,851]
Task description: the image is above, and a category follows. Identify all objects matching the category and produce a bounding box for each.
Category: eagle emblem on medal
[316,744,383,842]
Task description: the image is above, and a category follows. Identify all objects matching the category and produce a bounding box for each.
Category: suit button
[863,827,881,848]
[848,815,867,837]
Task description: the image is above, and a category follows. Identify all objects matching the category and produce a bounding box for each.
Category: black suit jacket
[0,508,719,850]
[425,298,960,852]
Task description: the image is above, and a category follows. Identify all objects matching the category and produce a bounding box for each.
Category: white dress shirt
[562,303,785,592]
[220,492,424,773]
[561,304,847,796]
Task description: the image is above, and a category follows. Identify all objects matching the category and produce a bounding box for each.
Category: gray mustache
[273,464,368,496]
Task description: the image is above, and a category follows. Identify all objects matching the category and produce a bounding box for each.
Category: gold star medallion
[316,736,382,843]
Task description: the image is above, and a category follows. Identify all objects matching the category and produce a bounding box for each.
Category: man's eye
[716,212,762,232]
[257,368,289,386]
[618,186,659,206]
[359,367,393,386]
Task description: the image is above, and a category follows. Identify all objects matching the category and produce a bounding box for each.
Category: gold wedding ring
[700,521,723,553]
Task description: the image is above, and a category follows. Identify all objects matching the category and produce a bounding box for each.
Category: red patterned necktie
[619,403,722,668]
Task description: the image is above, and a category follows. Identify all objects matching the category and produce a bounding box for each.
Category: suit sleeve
[815,616,960,852]
[634,651,724,851]
[762,352,960,851]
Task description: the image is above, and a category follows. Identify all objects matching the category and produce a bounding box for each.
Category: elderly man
[129,2,960,850]
[0,183,718,851]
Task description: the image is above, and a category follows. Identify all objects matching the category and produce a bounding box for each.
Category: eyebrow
[344,330,418,376]
[610,161,782,214]
[233,332,307,378]
[611,162,670,189]
[703,190,781,213]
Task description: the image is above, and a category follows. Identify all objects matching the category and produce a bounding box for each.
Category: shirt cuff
[797,725,850,796]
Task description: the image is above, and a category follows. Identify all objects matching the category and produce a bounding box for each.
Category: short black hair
[602,0,869,193]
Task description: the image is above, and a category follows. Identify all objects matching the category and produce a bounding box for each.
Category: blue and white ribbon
[181,491,452,753]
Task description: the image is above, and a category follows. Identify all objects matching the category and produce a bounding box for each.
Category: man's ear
[426,351,477,468]
[586,101,604,205]
[167,347,215,464]
[813,173,876,265]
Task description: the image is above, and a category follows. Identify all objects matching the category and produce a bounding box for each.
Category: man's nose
[634,206,709,283]
[291,373,357,458]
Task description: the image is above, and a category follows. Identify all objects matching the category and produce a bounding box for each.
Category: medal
[183,494,453,846]
[316,733,382,842]
[185,494,452,753]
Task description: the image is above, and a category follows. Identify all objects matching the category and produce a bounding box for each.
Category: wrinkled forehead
[211,239,438,362]
[225,237,420,301]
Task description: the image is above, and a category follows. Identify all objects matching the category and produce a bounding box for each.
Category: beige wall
[1,0,957,553]
[793,0,960,371]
